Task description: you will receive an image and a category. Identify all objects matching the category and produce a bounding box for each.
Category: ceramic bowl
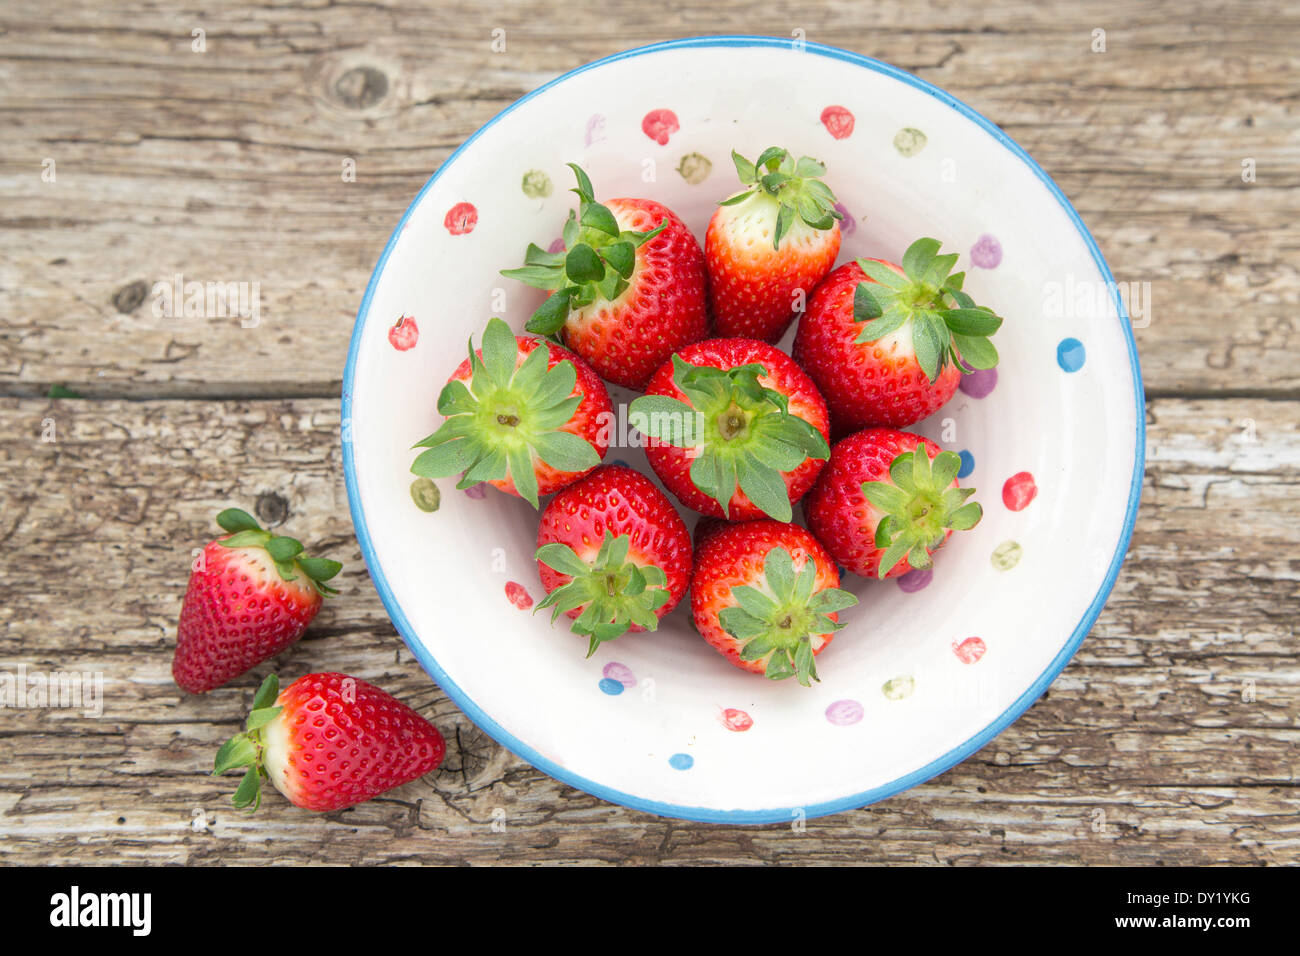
[342,36,1143,823]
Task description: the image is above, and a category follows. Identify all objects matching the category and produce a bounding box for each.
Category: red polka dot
[444,202,478,235]
[641,109,680,146]
[1002,472,1038,511]
[952,636,986,664]
[387,314,418,351]
[505,581,533,610]
[820,105,855,140]
[721,708,753,732]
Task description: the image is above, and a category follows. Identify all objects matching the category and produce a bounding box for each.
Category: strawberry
[173,509,342,694]
[629,338,830,522]
[410,316,611,507]
[690,519,857,685]
[502,165,709,391]
[706,147,842,343]
[535,465,691,656]
[794,238,1003,433]
[213,673,445,812]
[803,427,983,579]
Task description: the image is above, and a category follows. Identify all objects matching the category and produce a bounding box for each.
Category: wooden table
[2,0,1296,865]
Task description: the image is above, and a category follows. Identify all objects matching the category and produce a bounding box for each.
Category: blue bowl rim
[341,34,1146,825]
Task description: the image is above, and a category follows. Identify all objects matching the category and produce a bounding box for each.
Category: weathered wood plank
[0,395,1295,864]
[2,0,1297,397]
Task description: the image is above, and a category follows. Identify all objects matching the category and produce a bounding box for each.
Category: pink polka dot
[953,636,986,664]
[720,708,753,732]
[833,202,854,235]
[641,108,679,146]
[546,236,566,254]
[462,484,487,499]
[825,699,864,726]
[387,314,418,351]
[1002,472,1038,511]
[602,661,636,688]
[820,105,855,140]
[970,234,1002,269]
[444,202,478,235]
[505,581,533,610]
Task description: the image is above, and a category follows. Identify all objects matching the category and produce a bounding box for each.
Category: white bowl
[343,36,1144,823]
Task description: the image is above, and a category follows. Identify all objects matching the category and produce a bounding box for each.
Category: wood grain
[2,1,1297,398]
[0,396,1295,864]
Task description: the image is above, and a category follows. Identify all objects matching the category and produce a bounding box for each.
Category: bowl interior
[344,37,1142,822]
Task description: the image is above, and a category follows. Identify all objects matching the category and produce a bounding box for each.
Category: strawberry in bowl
[534,465,692,657]
[690,519,857,686]
[410,316,610,508]
[629,338,830,522]
[794,237,1003,433]
[502,164,708,390]
[706,147,843,343]
[804,427,983,579]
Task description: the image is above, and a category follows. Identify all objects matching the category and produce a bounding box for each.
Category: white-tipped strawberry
[706,147,843,343]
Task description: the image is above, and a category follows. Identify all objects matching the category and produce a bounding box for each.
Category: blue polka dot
[598,678,624,696]
[668,753,694,770]
[957,449,975,478]
[1057,337,1086,372]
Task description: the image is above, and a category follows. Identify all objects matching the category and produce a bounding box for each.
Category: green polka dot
[893,127,927,157]
[991,540,1023,571]
[676,152,712,185]
[882,676,915,700]
[410,477,441,512]
[520,169,552,198]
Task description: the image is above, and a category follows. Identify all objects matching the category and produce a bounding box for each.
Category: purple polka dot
[546,236,566,254]
[970,234,1002,269]
[462,484,487,499]
[833,202,855,235]
[825,699,864,726]
[602,661,636,688]
[896,568,933,593]
[584,114,606,146]
[958,367,998,399]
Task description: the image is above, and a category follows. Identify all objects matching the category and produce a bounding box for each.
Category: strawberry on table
[804,427,983,579]
[213,673,445,812]
[173,509,342,694]
[535,465,691,657]
[410,316,611,507]
[690,519,857,686]
[706,147,842,343]
[502,164,709,390]
[629,338,830,522]
[794,237,1003,433]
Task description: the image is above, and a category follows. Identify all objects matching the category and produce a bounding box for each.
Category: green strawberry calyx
[628,355,829,522]
[410,317,601,508]
[862,447,983,579]
[852,237,1004,383]
[535,531,670,657]
[718,547,858,687]
[501,164,666,336]
[214,509,342,596]
[211,673,284,812]
[718,147,843,250]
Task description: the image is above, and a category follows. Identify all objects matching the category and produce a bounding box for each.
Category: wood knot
[333,66,388,110]
[112,280,149,314]
[254,492,289,527]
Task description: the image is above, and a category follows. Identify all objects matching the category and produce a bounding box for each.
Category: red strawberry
[794,238,1003,433]
[630,338,830,522]
[690,519,857,685]
[173,509,342,694]
[535,465,691,656]
[411,317,611,507]
[706,147,842,343]
[213,673,445,812]
[804,427,983,579]
[503,164,708,390]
